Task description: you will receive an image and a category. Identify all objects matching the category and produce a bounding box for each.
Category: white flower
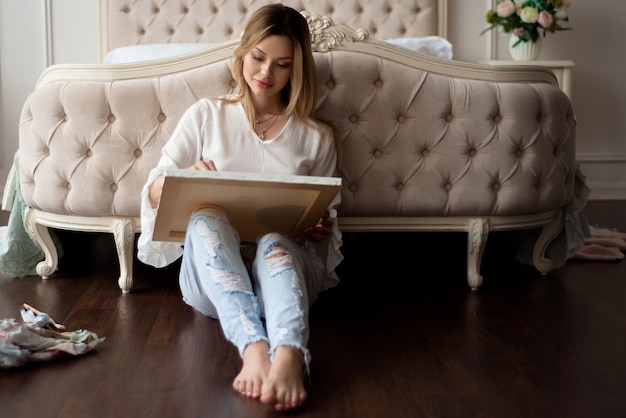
[519,6,539,24]
[554,7,568,20]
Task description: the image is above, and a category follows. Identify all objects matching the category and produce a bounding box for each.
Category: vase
[508,34,542,61]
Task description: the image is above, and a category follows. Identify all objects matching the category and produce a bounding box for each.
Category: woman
[136,4,342,412]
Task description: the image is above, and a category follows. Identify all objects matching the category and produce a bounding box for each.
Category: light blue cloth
[0,152,62,277]
[515,164,591,267]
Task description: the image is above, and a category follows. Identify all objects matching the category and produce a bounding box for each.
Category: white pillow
[385,36,453,59]
[102,43,214,64]
[103,36,453,64]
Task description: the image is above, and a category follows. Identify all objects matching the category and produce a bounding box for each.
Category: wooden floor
[1,201,626,418]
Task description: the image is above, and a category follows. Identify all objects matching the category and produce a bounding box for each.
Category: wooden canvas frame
[153,169,342,243]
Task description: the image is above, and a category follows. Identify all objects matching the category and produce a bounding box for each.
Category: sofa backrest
[19,28,576,219]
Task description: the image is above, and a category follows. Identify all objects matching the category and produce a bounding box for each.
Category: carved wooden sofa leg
[467,217,490,291]
[532,209,564,274]
[24,209,139,293]
[25,209,58,279]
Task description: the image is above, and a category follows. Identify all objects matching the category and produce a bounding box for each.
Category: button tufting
[197,28,204,35]
[493,183,501,191]
[158,113,166,122]
[86,149,93,157]
[134,149,142,157]
[468,148,477,157]
[349,115,359,123]
[349,184,358,192]
[374,80,382,88]
[493,114,502,123]
[373,150,382,158]
[397,115,405,123]
[108,115,116,123]
[395,183,404,191]
[229,79,238,88]
[444,183,452,191]
[445,114,453,122]
[326,80,335,89]
[420,149,429,157]
[139,28,146,35]
[169,28,175,35]
[110,183,118,192]
[515,149,523,158]
[153,7,160,14]
[122,6,130,13]
[182,7,189,14]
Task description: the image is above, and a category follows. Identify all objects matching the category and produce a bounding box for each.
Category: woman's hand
[149,160,217,208]
[304,211,333,242]
[187,160,217,171]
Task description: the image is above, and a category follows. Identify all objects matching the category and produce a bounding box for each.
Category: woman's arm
[147,159,218,209]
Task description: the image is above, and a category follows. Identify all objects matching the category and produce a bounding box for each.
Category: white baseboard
[578,156,626,201]
[586,182,626,200]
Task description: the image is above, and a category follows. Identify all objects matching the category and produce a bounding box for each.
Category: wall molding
[487,0,497,60]
[577,152,626,163]
[44,0,53,67]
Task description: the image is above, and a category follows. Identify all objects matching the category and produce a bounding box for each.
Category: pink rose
[496,0,516,17]
[537,10,553,28]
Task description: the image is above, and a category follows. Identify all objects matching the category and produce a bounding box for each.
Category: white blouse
[137,98,342,289]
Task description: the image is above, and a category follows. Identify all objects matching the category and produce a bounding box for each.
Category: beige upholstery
[16,3,576,293]
[100,0,446,58]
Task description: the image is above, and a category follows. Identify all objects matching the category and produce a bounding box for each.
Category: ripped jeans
[179,207,327,367]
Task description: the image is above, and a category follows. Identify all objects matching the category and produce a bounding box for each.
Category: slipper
[589,228,626,241]
[572,243,625,261]
[583,236,626,252]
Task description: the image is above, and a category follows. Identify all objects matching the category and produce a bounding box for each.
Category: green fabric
[0,152,62,277]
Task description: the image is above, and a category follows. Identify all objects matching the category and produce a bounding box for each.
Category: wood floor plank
[2,203,626,417]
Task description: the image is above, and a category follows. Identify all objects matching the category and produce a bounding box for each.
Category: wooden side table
[478,60,575,101]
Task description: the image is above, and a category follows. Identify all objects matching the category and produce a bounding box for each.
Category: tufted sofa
[16,11,577,293]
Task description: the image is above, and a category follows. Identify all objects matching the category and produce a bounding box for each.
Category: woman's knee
[256,233,297,274]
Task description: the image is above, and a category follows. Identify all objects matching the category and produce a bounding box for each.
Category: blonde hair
[230,6,313,120]
[227,4,340,169]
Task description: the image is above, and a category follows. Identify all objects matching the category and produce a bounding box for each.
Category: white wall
[1,0,625,199]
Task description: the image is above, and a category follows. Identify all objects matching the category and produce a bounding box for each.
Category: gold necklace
[254,108,283,140]
[255,113,279,124]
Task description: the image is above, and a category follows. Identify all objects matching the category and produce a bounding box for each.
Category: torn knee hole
[265,245,288,259]
[264,245,294,272]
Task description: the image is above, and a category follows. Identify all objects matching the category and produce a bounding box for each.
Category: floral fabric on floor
[0,304,104,369]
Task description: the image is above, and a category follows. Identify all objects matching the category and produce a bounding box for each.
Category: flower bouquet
[481,0,572,47]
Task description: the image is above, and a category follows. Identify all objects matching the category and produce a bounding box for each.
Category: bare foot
[232,341,271,399]
[260,345,307,411]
